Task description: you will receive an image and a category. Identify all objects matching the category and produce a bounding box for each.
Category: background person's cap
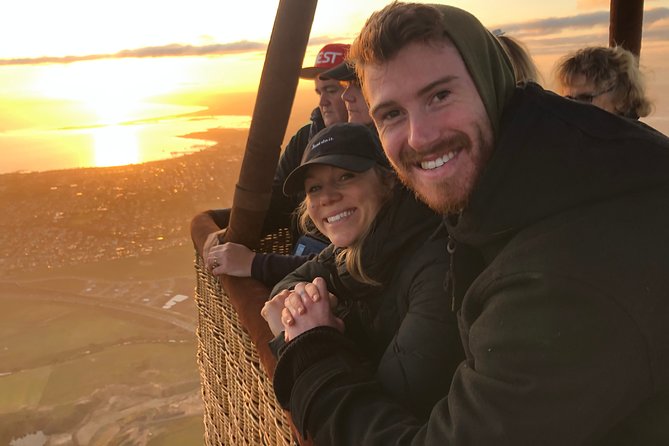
[321,62,356,81]
[300,43,350,79]
[283,123,385,195]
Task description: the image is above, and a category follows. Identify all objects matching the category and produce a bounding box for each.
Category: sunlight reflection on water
[0,114,250,174]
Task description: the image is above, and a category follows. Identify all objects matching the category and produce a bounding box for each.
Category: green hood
[431,4,515,135]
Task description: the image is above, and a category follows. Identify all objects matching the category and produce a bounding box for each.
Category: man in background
[321,61,372,125]
[190,43,349,259]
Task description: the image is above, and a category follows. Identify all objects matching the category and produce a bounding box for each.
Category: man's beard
[394,129,493,215]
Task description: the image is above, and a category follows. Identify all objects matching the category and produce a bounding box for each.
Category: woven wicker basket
[195,228,296,445]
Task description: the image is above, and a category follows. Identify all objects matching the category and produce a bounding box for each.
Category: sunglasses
[565,85,614,104]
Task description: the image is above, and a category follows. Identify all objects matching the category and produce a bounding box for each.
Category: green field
[0,297,192,371]
[0,296,204,444]
[148,416,206,446]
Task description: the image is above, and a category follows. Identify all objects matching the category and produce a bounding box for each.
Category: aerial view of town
[0,130,248,445]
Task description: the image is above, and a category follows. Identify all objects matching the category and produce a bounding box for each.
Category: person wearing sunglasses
[556,45,652,119]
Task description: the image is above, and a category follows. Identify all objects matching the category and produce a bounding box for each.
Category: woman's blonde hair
[495,34,541,85]
[297,164,396,286]
[556,45,652,118]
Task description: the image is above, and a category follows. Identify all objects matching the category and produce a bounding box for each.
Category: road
[0,280,196,332]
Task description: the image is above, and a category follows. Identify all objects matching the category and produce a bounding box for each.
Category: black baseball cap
[321,61,357,81]
[283,123,386,196]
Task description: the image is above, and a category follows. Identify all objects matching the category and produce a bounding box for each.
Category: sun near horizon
[0,0,668,172]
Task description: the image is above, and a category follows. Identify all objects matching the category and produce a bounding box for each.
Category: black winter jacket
[206,107,325,237]
[272,84,669,445]
[272,186,463,419]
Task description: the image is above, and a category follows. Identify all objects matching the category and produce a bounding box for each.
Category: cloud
[645,7,669,23]
[306,36,353,46]
[643,25,669,42]
[496,7,669,37]
[490,7,669,57]
[0,41,266,66]
[2,8,667,67]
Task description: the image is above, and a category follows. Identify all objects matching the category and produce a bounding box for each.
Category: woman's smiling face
[304,164,389,248]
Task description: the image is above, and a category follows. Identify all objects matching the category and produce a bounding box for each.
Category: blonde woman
[262,123,463,419]
[494,32,541,85]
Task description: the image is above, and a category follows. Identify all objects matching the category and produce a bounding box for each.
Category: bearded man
[273,3,669,445]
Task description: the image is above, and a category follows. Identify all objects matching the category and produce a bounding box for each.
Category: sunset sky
[1,0,668,172]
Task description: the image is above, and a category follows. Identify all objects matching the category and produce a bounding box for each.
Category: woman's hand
[282,277,343,341]
[261,289,290,336]
[206,242,255,277]
[203,228,226,260]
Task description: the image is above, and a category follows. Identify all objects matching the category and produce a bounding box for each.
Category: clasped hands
[261,277,343,341]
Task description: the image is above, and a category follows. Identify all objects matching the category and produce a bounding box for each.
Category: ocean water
[0,112,250,174]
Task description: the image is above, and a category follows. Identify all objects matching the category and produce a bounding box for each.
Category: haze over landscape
[1,0,668,444]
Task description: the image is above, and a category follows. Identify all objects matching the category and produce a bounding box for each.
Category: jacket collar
[331,185,442,300]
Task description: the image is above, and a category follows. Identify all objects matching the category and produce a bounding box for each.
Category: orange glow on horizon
[1,0,667,174]
[33,58,194,122]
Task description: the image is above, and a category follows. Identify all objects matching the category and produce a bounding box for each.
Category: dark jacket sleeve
[273,272,649,445]
[251,252,315,289]
[269,332,287,358]
[205,208,231,229]
[207,111,322,238]
[202,126,305,236]
[261,123,313,235]
[270,245,336,297]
